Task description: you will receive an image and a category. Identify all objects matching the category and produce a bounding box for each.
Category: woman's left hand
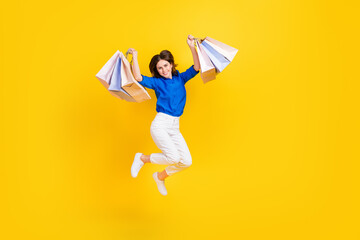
[187,35,195,48]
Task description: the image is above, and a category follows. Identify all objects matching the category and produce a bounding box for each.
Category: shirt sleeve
[180,65,199,84]
[139,75,156,90]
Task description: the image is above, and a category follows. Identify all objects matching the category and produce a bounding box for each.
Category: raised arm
[187,35,200,72]
[127,48,143,82]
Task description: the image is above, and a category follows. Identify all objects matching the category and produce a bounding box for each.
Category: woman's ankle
[140,154,150,163]
[158,170,168,181]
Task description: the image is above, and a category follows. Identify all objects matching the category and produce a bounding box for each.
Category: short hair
[149,50,178,78]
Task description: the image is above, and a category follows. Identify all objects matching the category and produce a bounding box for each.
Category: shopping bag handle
[125,50,133,65]
[194,37,205,43]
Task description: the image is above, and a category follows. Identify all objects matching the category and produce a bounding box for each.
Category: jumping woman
[128,34,200,196]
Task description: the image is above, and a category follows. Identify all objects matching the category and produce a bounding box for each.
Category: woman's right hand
[127,48,138,57]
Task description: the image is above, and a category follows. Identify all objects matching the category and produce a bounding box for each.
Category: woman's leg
[163,127,192,176]
[149,116,183,167]
[140,154,150,163]
[147,129,191,180]
[149,114,192,177]
[139,155,168,180]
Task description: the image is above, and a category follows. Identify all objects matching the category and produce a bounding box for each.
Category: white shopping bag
[203,37,238,62]
[96,50,121,89]
[108,57,135,102]
[195,39,216,83]
[200,40,231,73]
[95,50,150,102]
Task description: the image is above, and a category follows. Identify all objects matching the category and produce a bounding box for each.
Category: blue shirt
[139,65,199,117]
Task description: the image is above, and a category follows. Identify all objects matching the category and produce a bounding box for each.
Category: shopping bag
[96,50,130,100]
[194,39,216,83]
[119,52,151,103]
[96,50,120,89]
[202,37,238,62]
[108,57,135,102]
[96,50,150,102]
[200,40,230,73]
[108,57,122,91]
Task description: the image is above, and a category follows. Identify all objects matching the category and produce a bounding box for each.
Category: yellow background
[1,0,359,239]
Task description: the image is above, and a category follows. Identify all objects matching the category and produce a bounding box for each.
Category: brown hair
[149,50,178,78]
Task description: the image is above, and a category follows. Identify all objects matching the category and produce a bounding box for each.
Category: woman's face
[156,59,173,79]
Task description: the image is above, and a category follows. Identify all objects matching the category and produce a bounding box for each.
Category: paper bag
[108,57,135,102]
[195,39,216,83]
[200,41,230,73]
[95,50,120,89]
[203,37,238,62]
[119,52,151,103]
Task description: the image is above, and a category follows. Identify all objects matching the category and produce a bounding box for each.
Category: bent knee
[184,161,192,168]
[181,157,192,168]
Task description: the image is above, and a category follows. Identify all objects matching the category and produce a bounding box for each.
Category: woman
[128,35,200,196]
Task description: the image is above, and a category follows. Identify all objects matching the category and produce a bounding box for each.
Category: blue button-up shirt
[139,65,199,117]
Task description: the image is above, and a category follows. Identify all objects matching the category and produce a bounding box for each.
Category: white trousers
[150,112,192,176]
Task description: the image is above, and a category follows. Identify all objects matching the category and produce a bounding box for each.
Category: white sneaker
[153,172,167,196]
[131,153,144,178]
